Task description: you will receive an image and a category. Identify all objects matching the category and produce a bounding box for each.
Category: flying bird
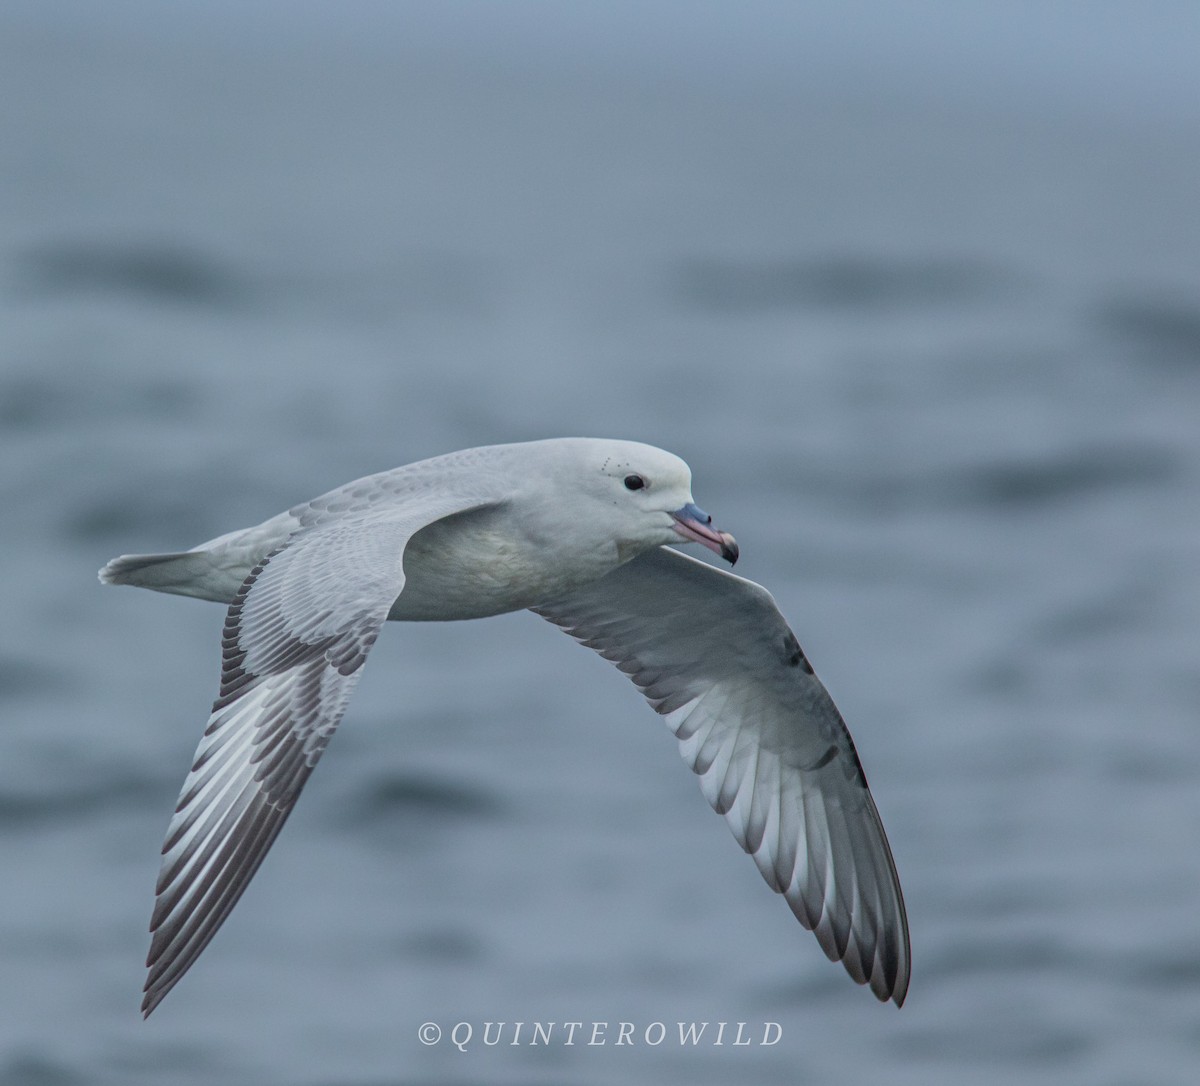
[100,438,910,1015]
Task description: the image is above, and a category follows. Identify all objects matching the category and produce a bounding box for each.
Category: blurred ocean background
[2,1,1199,1083]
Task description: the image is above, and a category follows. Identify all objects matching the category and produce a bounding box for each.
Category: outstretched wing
[533,546,910,1006]
[142,494,496,1016]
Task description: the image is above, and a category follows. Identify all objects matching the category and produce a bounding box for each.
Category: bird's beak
[671,503,739,565]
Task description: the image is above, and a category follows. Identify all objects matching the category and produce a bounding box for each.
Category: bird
[99,437,910,1016]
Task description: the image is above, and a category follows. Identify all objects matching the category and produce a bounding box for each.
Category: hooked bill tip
[670,506,737,564]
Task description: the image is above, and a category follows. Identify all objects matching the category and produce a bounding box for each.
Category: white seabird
[100,438,910,1016]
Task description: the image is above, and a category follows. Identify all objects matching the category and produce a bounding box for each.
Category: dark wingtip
[142,966,172,1018]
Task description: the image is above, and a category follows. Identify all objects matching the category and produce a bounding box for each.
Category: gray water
[2,2,1199,1083]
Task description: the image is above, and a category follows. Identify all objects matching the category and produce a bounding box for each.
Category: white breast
[388,505,623,622]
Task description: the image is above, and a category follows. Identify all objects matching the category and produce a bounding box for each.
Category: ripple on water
[1096,296,1200,371]
[334,771,508,845]
[14,240,251,311]
[673,254,1019,313]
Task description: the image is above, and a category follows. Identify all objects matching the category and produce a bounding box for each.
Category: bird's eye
[623,474,646,491]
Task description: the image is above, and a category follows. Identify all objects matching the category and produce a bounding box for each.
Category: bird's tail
[98,549,242,603]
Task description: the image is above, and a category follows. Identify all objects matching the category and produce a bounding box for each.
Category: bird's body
[105,440,683,619]
[101,438,909,1016]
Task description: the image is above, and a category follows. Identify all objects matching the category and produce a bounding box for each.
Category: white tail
[98,550,244,604]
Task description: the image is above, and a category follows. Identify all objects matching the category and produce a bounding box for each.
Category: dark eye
[623,474,646,491]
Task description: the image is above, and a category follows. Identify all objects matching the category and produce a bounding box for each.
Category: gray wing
[533,546,910,1006]
[142,494,496,1016]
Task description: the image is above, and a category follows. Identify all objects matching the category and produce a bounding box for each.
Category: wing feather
[141,492,497,1016]
[534,546,910,1006]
